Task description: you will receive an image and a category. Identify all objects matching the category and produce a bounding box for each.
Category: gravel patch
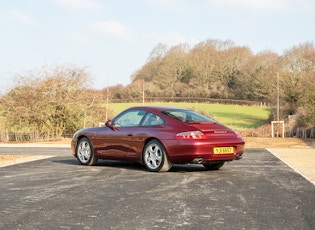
[268,148,315,186]
[0,155,54,167]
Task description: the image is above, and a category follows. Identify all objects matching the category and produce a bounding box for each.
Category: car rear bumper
[163,138,245,164]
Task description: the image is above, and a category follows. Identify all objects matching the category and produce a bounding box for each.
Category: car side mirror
[105,120,115,130]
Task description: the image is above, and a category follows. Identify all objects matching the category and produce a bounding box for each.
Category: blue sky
[0,0,314,91]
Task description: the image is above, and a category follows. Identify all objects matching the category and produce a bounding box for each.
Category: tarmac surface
[0,146,315,229]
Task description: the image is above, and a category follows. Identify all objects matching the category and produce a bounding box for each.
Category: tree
[0,64,104,139]
[237,51,280,102]
[188,40,217,97]
[281,42,315,115]
[286,43,315,127]
[213,45,252,98]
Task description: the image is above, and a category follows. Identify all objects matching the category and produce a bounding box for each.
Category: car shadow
[53,157,209,173]
[170,164,208,172]
[94,160,210,172]
[52,158,81,165]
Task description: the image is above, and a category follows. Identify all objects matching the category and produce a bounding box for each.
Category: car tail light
[176,131,205,140]
[235,132,242,138]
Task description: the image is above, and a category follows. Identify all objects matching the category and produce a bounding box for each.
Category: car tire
[143,140,172,172]
[76,137,97,166]
[203,161,225,170]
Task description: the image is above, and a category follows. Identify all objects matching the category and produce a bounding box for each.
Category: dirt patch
[244,137,315,148]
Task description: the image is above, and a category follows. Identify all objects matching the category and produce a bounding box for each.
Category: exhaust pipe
[191,157,204,164]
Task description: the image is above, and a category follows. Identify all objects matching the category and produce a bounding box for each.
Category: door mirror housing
[105,120,116,130]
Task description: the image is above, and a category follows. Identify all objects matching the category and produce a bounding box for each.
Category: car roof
[127,105,186,112]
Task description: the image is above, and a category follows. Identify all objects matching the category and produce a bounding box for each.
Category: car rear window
[161,109,215,123]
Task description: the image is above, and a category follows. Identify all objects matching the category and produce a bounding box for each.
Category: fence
[111,96,268,106]
[237,125,315,138]
[0,131,70,143]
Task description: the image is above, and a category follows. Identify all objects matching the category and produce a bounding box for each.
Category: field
[107,102,271,130]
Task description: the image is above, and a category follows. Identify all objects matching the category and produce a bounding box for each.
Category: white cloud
[210,0,286,11]
[146,0,315,13]
[148,0,178,8]
[54,0,103,11]
[1,10,35,25]
[209,0,315,12]
[293,0,315,12]
[146,0,202,13]
[90,20,135,41]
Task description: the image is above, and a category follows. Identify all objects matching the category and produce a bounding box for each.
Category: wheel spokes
[78,141,91,163]
[146,144,162,169]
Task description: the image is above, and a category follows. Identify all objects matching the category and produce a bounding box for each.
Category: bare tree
[0,64,104,139]
[281,43,315,111]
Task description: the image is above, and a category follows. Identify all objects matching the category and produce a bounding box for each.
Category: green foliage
[298,86,315,127]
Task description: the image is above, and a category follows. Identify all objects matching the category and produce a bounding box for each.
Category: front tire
[143,140,172,172]
[76,137,97,166]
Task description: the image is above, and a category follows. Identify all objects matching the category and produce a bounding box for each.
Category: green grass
[107,102,271,130]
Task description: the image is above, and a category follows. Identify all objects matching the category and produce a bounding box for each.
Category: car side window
[163,111,187,122]
[162,109,215,123]
[142,113,164,126]
[113,110,145,127]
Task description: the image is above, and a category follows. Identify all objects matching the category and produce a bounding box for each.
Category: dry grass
[0,155,53,167]
[244,137,315,148]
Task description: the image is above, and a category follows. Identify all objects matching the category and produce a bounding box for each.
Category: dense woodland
[0,39,314,140]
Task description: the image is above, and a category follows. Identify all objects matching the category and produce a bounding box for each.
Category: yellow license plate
[213,147,234,154]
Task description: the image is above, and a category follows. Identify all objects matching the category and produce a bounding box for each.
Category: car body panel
[71,106,245,168]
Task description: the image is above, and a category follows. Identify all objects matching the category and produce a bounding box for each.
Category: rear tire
[143,140,172,172]
[203,161,225,170]
[76,137,97,166]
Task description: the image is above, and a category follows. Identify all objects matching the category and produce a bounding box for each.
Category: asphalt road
[0,147,314,230]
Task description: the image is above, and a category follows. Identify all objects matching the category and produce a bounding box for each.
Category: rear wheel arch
[141,138,157,158]
[141,138,168,162]
[142,138,172,172]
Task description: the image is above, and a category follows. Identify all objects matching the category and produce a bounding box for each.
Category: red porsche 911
[71,106,245,172]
